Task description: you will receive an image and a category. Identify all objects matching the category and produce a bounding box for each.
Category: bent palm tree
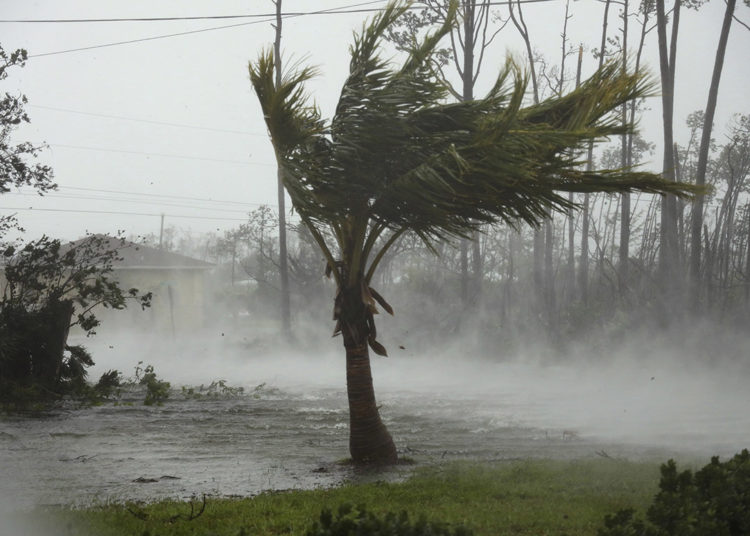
[249,1,698,465]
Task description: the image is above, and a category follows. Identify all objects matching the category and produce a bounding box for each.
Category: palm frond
[249,0,703,274]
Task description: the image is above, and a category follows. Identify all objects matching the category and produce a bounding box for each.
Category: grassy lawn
[16,458,661,536]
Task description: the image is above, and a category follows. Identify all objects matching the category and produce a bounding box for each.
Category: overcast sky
[2,0,748,243]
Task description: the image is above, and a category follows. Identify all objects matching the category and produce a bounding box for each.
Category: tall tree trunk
[274,0,292,335]
[618,0,630,288]
[460,240,468,305]
[471,230,482,302]
[231,238,237,286]
[461,1,483,306]
[674,142,687,257]
[580,195,590,304]
[690,0,736,309]
[656,0,681,287]
[504,229,516,319]
[581,0,611,304]
[544,1,570,318]
[340,284,397,465]
[745,206,750,305]
[567,45,583,302]
[509,0,543,307]
[544,220,555,316]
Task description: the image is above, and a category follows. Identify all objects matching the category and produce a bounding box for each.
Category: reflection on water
[1,347,749,510]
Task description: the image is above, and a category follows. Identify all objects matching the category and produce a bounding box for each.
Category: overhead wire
[0,0,388,23]
[6,191,261,213]
[2,0,554,24]
[28,104,267,136]
[16,0,559,58]
[21,1,388,58]
[0,206,250,221]
[60,185,272,207]
[40,142,274,166]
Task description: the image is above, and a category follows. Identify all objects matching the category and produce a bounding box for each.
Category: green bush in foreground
[306,503,473,536]
[599,449,750,536]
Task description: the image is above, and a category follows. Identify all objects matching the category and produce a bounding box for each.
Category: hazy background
[1,0,748,241]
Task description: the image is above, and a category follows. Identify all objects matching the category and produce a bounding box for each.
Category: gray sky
[2,0,748,242]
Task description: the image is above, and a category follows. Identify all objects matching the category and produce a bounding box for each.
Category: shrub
[599,449,750,536]
[136,363,170,406]
[305,503,473,536]
[0,234,151,408]
[93,369,121,398]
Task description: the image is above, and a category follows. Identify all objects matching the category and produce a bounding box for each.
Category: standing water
[1,332,748,510]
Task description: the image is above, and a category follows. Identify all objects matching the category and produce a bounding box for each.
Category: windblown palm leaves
[249,0,696,352]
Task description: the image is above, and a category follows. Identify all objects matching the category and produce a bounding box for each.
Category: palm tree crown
[251,1,693,290]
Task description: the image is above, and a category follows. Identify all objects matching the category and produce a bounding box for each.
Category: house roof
[68,235,214,270]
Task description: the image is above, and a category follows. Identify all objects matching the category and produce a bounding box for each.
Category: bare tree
[581,0,612,304]
[655,0,682,289]
[690,0,737,308]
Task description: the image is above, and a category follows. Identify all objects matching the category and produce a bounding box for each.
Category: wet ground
[1,339,748,510]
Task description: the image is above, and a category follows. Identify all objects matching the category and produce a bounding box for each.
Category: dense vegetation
[600,449,750,536]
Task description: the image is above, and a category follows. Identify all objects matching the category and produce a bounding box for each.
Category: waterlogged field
[0,383,623,510]
[1,334,749,511]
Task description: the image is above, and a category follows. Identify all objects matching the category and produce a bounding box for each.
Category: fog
[82,317,750,457]
[2,294,749,536]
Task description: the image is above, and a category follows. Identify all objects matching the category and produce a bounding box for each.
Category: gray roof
[68,235,214,270]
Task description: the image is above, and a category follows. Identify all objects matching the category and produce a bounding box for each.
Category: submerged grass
[20,458,660,536]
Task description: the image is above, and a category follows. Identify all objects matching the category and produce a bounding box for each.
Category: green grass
[17,458,661,536]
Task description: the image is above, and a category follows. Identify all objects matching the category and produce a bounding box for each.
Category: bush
[599,449,750,536]
[135,362,171,406]
[93,369,121,398]
[0,234,151,408]
[305,503,473,536]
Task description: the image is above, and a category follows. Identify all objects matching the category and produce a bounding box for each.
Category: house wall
[92,267,210,335]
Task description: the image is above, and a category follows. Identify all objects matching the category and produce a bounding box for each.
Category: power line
[1,0,556,24]
[60,185,273,207]
[23,0,557,58]
[0,1,388,23]
[43,142,274,166]
[6,191,257,213]
[29,104,267,136]
[28,19,271,58]
[0,206,248,221]
[24,1,388,58]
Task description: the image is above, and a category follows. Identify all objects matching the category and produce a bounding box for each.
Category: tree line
[174,1,750,351]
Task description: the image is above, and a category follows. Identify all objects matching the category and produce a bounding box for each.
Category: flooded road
[1,338,748,510]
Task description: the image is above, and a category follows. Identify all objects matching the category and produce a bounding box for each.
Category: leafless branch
[733,12,750,32]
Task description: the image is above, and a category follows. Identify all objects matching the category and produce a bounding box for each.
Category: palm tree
[249,1,699,465]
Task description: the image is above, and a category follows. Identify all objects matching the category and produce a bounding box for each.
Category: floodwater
[1,334,749,510]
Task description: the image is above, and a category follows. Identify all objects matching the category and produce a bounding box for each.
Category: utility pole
[159,213,165,250]
[273,0,292,336]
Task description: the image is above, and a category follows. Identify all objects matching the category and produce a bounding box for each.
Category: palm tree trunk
[344,341,397,464]
[340,285,397,465]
